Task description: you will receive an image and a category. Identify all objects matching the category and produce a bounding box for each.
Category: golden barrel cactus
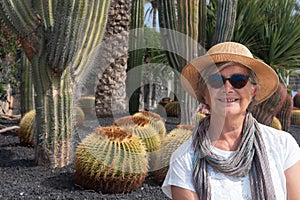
[133,110,166,138]
[77,95,96,117]
[75,126,149,194]
[291,109,300,125]
[271,116,282,130]
[152,124,194,185]
[114,115,161,153]
[18,109,36,147]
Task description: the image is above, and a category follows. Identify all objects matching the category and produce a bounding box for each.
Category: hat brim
[181,53,279,103]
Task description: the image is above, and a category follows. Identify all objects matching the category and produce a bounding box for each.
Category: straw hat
[181,42,279,103]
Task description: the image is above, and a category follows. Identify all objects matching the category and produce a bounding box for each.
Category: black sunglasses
[206,74,250,89]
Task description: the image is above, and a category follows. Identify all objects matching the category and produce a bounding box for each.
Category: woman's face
[203,64,258,117]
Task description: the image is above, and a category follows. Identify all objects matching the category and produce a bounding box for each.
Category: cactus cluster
[74,126,148,194]
[152,124,194,185]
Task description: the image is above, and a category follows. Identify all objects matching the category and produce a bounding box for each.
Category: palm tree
[95,0,131,117]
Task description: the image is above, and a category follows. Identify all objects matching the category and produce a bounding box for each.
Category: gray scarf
[192,112,276,199]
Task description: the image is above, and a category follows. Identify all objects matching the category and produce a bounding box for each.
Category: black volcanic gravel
[0,117,299,200]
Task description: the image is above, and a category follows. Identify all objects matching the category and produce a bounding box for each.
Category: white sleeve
[161,139,196,199]
[283,132,300,170]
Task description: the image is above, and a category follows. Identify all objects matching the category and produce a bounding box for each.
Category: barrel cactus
[133,110,166,138]
[77,96,96,118]
[293,92,300,108]
[74,126,148,193]
[18,107,85,147]
[18,109,36,147]
[164,101,180,117]
[114,115,161,153]
[291,109,300,125]
[152,124,194,185]
[271,116,282,130]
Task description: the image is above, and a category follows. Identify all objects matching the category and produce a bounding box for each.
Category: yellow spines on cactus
[114,115,161,153]
[291,109,300,125]
[77,95,96,117]
[152,124,193,185]
[18,109,36,147]
[74,126,149,194]
[271,116,282,130]
[74,106,85,127]
[133,110,166,138]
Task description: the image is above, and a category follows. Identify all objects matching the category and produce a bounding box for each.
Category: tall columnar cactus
[20,54,34,117]
[152,124,194,185]
[75,126,148,193]
[249,83,286,126]
[0,1,111,167]
[127,0,145,114]
[276,94,293,132]
[211,0,238,45]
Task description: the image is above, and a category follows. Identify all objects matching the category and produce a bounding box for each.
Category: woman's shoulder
[170,137,194,162]
[258,123,297,144]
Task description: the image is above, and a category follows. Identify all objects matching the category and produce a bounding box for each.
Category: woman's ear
[251,85,259,99]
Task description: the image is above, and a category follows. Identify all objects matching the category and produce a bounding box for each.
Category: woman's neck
[208,113,246,151]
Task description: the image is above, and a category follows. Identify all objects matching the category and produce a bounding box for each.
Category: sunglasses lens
[230,75,249,89]
[207,74,224,88]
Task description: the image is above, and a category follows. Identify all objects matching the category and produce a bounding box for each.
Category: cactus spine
[0,1,111,167]
[291,109,300,125]
[75,126,148,193]
[114,115,161,153]
[153,124,193,185]
[18,110,36,147]
[133,110,166,138]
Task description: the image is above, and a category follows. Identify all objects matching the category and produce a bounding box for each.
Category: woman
[162,42,300,200]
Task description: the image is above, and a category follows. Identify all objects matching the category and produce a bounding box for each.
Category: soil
[0,116,299,200]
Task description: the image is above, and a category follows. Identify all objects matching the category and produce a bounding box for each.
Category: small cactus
[293,92,300,108]
[18,109,36,147]
[133,110,166,138]
[164,101,180,117]
[74,106,85,127]
[77,95,96,117]
[271,116,282,130]
[291,109,300,125]
[18,107,84,147]
[152,124,194,185]
[74,126,148,194]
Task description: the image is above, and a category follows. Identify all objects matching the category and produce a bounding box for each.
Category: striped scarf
[192,112,276,199]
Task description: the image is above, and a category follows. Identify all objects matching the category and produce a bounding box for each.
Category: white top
[162,123,300,200]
